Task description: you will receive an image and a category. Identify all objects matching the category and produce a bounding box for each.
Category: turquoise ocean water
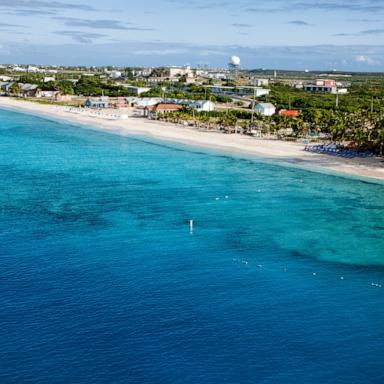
[1,108,384,383]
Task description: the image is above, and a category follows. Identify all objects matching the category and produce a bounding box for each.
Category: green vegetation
[9,83,20,95]
[268,83,384,113]
[11,74,138,97]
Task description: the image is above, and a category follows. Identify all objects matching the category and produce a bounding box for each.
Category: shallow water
[1,108,384,383]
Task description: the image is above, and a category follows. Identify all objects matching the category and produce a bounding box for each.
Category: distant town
[1,59,383,155]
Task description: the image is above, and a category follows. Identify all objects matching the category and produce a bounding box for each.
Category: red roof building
[146,103,184,112]
[144,103,184,118]
[278,109,299,117]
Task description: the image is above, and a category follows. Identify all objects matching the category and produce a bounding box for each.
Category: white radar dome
[229,56,241,66]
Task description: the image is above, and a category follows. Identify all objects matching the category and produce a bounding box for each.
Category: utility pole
[371,96,374,114]
[336,93,339,109]
[251,83,257,123]
[289,96,291,110]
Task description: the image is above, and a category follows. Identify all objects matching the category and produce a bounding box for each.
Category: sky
[0,0,384,71]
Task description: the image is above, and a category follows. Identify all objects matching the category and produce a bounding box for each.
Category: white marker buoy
[189,219,194,234]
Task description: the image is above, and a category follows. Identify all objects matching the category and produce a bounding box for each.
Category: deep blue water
[1,108,384,384]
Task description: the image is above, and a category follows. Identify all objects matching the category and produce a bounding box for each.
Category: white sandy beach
[0,97,383,181]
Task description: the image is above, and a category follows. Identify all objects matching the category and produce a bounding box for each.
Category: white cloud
[197,49,227,57]
[133,49,188,56]
[355,54,380,65]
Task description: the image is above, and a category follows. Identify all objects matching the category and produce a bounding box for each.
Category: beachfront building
[36,90,60,99]
[19,84,39,97]
[85,97,110,109]
[254,103,276,116]
[0,82,14,94]
[144,103,184,119]
[1,82,40,97]
[114,97,127,108]
[129,97,163,108]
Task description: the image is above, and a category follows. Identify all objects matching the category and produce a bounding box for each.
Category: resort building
[115,97,127,108]
[19,84,39,97]
[85,97,110,109]
[144,103,184,119]
[254,103,276,116]
[36,90,60,99]
[0,82,13,94]
[128,97,163,108]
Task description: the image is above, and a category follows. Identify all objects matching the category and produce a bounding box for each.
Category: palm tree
[9,83,20,96]
[329,114,346,143]
[373,118,384,156]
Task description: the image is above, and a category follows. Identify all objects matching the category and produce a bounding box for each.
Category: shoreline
[1,97,383,182]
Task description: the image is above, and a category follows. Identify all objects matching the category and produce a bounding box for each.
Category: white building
[255,103,276,116]
[208,71,227,80]
[37,90,59,98]
[122,85,151,96]
[249,87,270,97]
[252,78,269,87]
[43,77,55,83]
[12,66,26,72]
[27,66,41,73]
[304,85,337,94]
[135,68,153,77]
[110,71,122,79]
[0,75,13,82]
[135,97,163,108]
[191,100,215,112]
[168,66,194,79]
